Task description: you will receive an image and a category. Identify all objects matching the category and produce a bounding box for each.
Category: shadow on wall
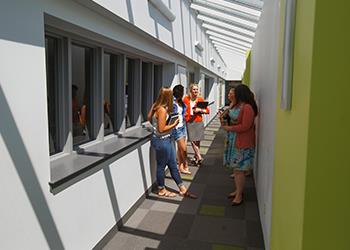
[0,85,65,249]
[148,1,173,40]
[126,0,134,24]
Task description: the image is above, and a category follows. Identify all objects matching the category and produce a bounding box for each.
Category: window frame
[45,26,160,161]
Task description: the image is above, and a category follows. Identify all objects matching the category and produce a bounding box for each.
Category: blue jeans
[151,135,183,189]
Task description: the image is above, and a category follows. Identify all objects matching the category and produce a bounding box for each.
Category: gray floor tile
[245,202,260,221]
[150,200,180,213]
[139,198,157,209]
[246,220,265,248]
[164,214,195,238]
[124,208,150,228]
[189,215,246,245]
[137,210,176,235]
[103,231,160,250]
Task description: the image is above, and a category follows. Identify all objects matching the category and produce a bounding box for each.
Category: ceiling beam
[197,15,255,37]
[192,0,260,22]
[214,46,247,57]
[210,36,250,50]
[207,31,252,48]
[227,0,264,10]
[191,3,257,30]
[214,44,246,55]
[203,23,254,43]
[212,40,248,53]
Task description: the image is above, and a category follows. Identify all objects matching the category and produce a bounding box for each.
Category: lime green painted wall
[302,1,350,249]
[272,0,350,249]
[271,0,316,249]
[242,50,251,85]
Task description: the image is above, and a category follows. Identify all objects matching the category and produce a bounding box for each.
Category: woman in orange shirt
[183,83,209,166]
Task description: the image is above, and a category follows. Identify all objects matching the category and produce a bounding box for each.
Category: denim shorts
[171,125,186,141]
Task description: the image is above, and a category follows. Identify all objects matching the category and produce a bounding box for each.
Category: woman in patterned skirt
[221,84,258,206]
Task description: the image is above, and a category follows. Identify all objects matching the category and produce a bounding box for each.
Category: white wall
[249,0,280,249]
[0,0,223,249]
[92,0,227,77]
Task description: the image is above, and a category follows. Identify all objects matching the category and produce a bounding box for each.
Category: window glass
[204,77,210,99]
[72,44,94,145]
[125,58,135,128]
[141,62,152,122]
[103,53,115,135]
[153,65,162,101]
[45,36,61,155]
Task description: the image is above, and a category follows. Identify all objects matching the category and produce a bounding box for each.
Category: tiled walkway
[103,117,265,250]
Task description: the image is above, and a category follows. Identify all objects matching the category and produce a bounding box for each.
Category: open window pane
[72,44,94,146]
[45,36,61,155]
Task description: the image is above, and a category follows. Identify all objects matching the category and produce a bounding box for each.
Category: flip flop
[158,191,176,197]
[180,191,197,199]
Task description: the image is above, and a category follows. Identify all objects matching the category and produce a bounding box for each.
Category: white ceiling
[190,0,263,78]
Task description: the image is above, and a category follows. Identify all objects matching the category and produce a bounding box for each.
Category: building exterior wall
[0,0,224,249]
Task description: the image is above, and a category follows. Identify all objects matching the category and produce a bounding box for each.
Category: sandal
[196,158,203,166]
[179,191,198,199]
[227,192,236,199]
[180,169,192,175]
[158,190,177,197]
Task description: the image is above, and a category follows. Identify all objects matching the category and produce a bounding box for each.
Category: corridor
[101,117,264,250]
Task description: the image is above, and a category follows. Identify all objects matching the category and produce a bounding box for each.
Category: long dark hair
[234,84,258,116]
[173,84,185,108]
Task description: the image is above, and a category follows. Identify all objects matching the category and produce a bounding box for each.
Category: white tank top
[152,114,171,137]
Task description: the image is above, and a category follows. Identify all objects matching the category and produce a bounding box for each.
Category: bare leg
[232,170,245,203]
[191,141,202,161]
[177,138,190,173]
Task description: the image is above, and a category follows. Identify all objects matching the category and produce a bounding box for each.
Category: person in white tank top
[148,87,197,199]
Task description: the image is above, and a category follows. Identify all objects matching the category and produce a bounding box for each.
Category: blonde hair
[152,87,173,114]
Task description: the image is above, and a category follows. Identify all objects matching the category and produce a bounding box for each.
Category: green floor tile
[181,174,194,181]
[212,244,245,250]
[199,205,225,217]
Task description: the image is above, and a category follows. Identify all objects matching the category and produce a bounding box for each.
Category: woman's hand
[193,107,203,113]
[170,118,180,128]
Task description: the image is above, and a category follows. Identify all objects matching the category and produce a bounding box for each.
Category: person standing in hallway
[183,83,210,166]
[172,84,191,175]
[220,88,240,173]
[148,87,196,198]
[221,84,258,206]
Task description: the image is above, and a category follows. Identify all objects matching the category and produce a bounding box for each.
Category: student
[172,85,191,175]
[148,87,197,198]
[221,84,258,206]
[183,83,209,166]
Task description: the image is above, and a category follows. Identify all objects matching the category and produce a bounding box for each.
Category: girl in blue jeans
[148,87,196,198]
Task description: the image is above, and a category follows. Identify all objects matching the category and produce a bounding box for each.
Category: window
[189,72,195,85]
[103,53,118,135]
[125,58,132,128]
[45,29,161,158]
[45,36,62,155]
[204,77,210,99]
[71,44,95,146]
[141,62,153,122]
[153,64,162,101]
